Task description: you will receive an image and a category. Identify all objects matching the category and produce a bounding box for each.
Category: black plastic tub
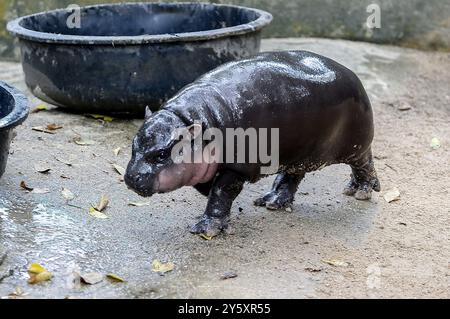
[0,82,29,178]
[7,2,272,115]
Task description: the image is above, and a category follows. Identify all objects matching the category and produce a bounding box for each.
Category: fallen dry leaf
[199,234,213,241]
[96,195,109,212]
[62,188,75,201]
[55,157,73,166]
[152,260,174,274]
[430,137,440,150]
[112,164,126,176]
[80,272,103,285]
[73,136,95,146]
[304,267,322,273]
[106,273,125,282]
[220,272,238,280]
[7,287,27,298]
[34,164,51,174]
[383,187,400,203]
[46,124,63,131]
[89,207,108,219]
[32,126,55,134]
[398,102,412,111]
[28,263,52,284]
[20,181,33,191]
[322,259,350,267]
[31,188,50,194]
[113,147,121,156]
[20,181,49,194]
[128,201,151,207]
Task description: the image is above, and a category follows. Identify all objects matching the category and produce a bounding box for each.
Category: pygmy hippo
[125,50,380,237]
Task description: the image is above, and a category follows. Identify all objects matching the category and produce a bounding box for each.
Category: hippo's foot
[254,172,304,210]
[190,216,229,238]
[254,191,294,210]
[343,180,377,200]
[344,150,381,201]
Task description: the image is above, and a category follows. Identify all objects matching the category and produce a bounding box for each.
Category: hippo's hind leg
[254,172,305,210]
[343,149,380,200]
[190,170,244,237]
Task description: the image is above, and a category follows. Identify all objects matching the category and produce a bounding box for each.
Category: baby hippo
[125,50,380,237]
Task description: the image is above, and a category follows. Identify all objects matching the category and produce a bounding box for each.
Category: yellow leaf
[152,260,174,274]
[199,234,213,241]
[28,263,46,274]
[87,114,115,122]
[32,104,48,113]
[106,273,125,282]
[28,271,52,284]
[28,263,52,284]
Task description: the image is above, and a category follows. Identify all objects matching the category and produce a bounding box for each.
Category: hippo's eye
[155,149,169,162]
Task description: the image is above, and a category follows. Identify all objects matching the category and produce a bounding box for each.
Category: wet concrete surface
[0,38,449,298]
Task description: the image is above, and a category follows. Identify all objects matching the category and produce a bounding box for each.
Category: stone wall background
[1,0,449,60]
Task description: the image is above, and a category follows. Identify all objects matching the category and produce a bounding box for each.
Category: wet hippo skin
[125,50,381,237]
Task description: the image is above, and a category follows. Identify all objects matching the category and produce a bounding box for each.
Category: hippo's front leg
[190,170,245,237]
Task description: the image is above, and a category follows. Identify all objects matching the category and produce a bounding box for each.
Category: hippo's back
[167,51,374,179]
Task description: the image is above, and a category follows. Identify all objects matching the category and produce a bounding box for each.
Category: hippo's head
[125,108,218,197]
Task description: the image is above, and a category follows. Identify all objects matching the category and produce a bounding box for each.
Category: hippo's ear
[145,106,152,119]
[187,123,202,140]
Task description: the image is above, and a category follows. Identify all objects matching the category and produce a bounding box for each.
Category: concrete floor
[0,38,449,298]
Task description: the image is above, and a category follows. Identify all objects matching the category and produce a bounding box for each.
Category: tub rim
[6,2,273,45]
[0,82,29,131]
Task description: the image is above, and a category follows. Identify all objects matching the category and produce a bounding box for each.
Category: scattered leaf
[86,114,115,122]
[28,263,52,284]
[32,126,55,134]
[322,259,350,267]
[199,234,213,241]
[62,188,75,201]
[8,287,27,298]
[96,195,109,212]
[89,207,108,219]
[46,124,63,131]
[113,147,121,156]
[31,104,48,113]
[80,272,103,285]
[28,263,46,274]
[112,164,126,176]
[397,102,412,111]
[55,157,73,166]
[128,201,151,207]
[383,187,400,203]
[304,267,322,273]
[106,273,125,282]
[73,136,95,146]
[220,272,238,280]
[20,181,33,191]
[430,137,440,150]
[34,164,51,174]
[152,260,174,274]
[31,188,50,194]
